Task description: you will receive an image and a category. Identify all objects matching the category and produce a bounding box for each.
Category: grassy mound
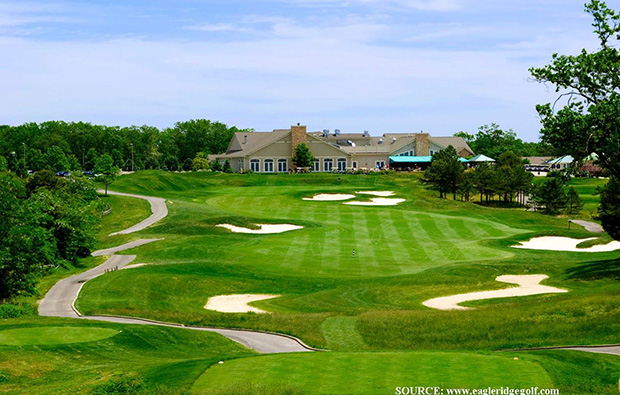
[0,326,119,346]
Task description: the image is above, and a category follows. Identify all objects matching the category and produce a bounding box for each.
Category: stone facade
[291,125,307,156]
[415,133,430,156]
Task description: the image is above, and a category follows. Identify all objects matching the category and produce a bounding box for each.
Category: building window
[264,159,274,172]
[375,160,386,169]
[312,160,320,172]
[277,159,287,172]
[337,158,347,171]
[352,161,358,169]
[324,158,333,172]
[430,150,435,156]
[250,159,260,172]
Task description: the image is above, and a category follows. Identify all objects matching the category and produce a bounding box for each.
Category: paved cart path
[570,219,605,233]
[39,190,314,354]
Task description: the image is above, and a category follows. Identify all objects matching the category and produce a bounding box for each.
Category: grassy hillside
[74,172,619,352]
[5,171,618,394]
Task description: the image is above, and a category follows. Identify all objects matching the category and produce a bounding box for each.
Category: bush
[0,303,37,318]
[91,376,143,395]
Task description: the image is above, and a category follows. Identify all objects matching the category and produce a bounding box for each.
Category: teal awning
[389,156,432,163]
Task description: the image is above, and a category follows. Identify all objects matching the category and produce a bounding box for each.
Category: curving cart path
[570,219,605,233]
[39,190,314,354]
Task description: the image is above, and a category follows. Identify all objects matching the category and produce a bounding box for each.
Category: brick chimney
[291,124,307,156]
[415,133,430,156]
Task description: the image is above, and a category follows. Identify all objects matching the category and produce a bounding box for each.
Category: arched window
[264,159,274,172]
[324,158,333,172]
[312,160,320,172]
[277,159,287,172]
[250,159,260,172]
[337,158,347,171]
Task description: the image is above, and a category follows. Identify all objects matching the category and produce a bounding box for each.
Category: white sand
[344,198,405,206]
[512,236,620,253]
[121,263,146,270]
[423,274,567,311]
[303,193,356,201]
[204,294,280,313]
[355,191,395,197]
[216,223,303,234]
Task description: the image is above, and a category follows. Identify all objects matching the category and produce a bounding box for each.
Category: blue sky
[0,0,616,141]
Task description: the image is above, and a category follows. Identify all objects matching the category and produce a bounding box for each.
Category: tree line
[0,119,250,173]
[423,147,534,204]
[454,123,555,160]
[0,170,101,301]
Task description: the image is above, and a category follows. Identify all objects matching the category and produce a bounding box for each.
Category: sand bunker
[216,224,303,234]
[303,194,356,201]
[344,198,405,206]
[512,236,620,253]
[204,294,280,313]
[423,274,567,311]
[355,191,395,197]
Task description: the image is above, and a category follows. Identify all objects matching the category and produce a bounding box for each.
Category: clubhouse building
[211,125,474,173]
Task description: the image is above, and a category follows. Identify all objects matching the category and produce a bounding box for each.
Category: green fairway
[0,326,119,346]
[73,172,620,353]
[191,351,553,394]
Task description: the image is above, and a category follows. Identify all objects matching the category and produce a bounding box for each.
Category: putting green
[191,351,553,394]
[0,327,119,346]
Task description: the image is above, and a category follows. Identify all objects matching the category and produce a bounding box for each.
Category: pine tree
[565,187,584,215]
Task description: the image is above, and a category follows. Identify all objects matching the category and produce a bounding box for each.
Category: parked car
[55,171,71,177]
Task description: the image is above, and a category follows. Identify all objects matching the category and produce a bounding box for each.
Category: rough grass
[0,318,253,394]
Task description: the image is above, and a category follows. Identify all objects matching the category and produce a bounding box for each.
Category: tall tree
[530,0,620,237]
[530,0,620,174]
[423,146,464,199]
[94,155,118,196]
[44,146,70,173]
[599,176,620,239]
[0,174,53,300]
[292,143,315,168]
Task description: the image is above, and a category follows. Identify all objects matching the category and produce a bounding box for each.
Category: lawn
[6,171,619,394]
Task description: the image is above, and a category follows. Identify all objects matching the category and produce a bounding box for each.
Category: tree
[599,176,620,239]
[494,151,533,203]
[84,148,98,172]
[531,177,567,215]
[530,0,620,236]
[211,159,223,172]
[465,124,526,159]
[163,156,179,171]
[0,173,53,300]
[423,146,464,199]
[565,187,584,215]
[223,159,233,173]
[67,155,81,172]
[292,143,315,168]
[192,152,210,171]
[472,162,494,202]
[0,156,7,172]
[44,146,70,173]
[144,156,160,170]
[94,154,118,196]
[182,158,193,171]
